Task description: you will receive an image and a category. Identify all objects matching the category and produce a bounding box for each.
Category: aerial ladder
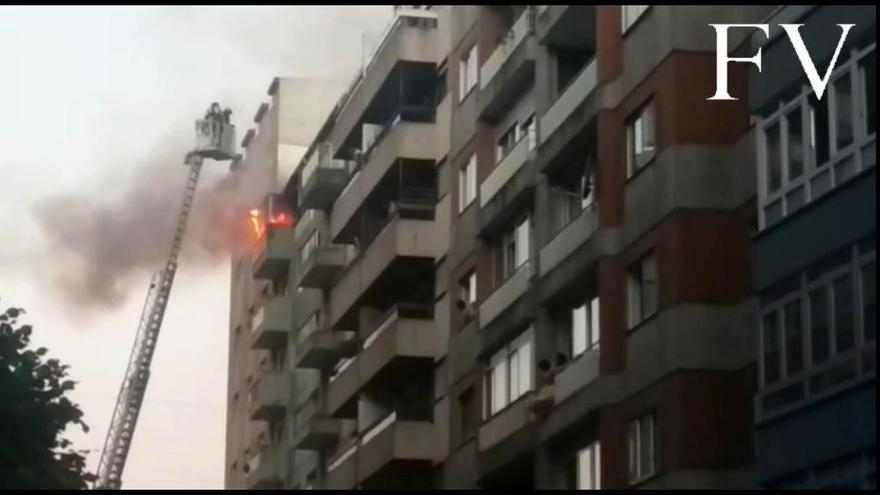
[93,104,237,490]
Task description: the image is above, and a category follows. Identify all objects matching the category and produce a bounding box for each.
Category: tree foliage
[0,305,96,489]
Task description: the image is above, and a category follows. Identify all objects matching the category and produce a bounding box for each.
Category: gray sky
[0,6,391,488]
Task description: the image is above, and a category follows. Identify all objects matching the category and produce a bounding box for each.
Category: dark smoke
[31,132,255,313]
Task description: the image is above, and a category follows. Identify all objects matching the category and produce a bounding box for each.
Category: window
[621,5,649,33]
[757,44,875,228]
[459,44,478,102]
[759,241,876,408]
[497,122,520,162]
[458,154,477,212]
[461,270,477,306]
[626,102,656,177]
[521,114,537,151]
[496,215,531,283]
[860,54,875,136]
[627,412,656,484]
[576,441,602,490]
[627,252,658,328]
[831,73,854,153]
[572,296,600,357]
[485,331,534,417]
[458,270,477,326]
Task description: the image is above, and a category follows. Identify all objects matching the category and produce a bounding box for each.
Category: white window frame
[577,441,602,490]
[758,241,876,415]
[484,328,535,418]
[572,296,601,358]
[458,154,477,212]
[627,412,656,484]
[627,252,658,329]
[626,101,656,177]
[621,5,650,34]
[756,43,876,229]
[459,43,478,102]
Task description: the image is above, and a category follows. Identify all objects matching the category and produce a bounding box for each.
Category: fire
[267,211,293,227]
[249,208,265,240]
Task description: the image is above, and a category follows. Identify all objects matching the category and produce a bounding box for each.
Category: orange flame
[249,208,265,240]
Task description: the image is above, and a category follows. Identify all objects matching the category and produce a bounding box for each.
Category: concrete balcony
[477,392,537,486]
[248,370,289,422]
[357,415,434,486]
[292,209,323,246]
[326,356,358,418]
[300,166,350,211]
[245,444,286,490]
[326,442,358,490]
[250,296,292,350]
[477,8,537,122]
[536,5,596,47]
[252,226,294,281]
[555,348,600,404]
[330,121,437,243]
[478,136,537,237]
[295,327,357,373]
[539,58,598,148]
[329,215,442,330]
[299,245,348,289]
[479,260,535,356]
[329,10,439,160]
[358,305,436,390]
[292,399,353,451]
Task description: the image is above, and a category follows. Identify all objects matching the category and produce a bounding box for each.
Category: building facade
[749,5,876,490]
[225,5,876,490]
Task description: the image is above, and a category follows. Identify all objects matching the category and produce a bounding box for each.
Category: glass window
[833,274,855,353]
[786,108,804,181]
[486,333,534,417]
[459,44,478,102]
[810,287,831,365]
[515,217,530,268]
[763,312,781,385]
[497,122,519,162]
[862,260,876,343]
[784,300,804,376]
[458,154,476,212]
[572,296,600,357]
[521,114,537,151]
[809,94,831,167]
[832,74,854,152]
[577,441,601,490]
[627,102,656,177]
[765,121,782,194]
[862,55,876,136]
[627,413,656,484]
[490,356,508,415]
[628,252,658,328]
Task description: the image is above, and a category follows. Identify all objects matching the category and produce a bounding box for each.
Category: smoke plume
[30,132,261,313]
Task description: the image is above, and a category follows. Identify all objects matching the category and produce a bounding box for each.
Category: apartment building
[224,77,346,489]
[225,5,875,490]
[749,5,876,490]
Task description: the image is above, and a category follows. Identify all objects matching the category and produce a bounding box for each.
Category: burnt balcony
[249,296,292,350]
[358,304,436,393]
[299,245,348,290]
[252,226,294,281]
[478,6,538,122]
[248,369,289,422]
[244,443,286,490]
[357,413,434,488]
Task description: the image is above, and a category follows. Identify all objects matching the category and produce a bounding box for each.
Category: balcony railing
[480,130,533,207]
[480,259,534,329]
[539,58,598,145]
[480,7,534,90]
